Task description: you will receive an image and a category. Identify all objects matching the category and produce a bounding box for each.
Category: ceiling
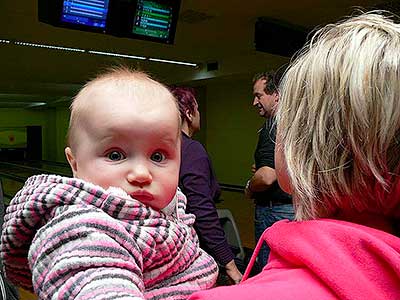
[0,0,396,109]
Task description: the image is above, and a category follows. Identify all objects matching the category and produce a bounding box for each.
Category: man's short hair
[252,66,286,94]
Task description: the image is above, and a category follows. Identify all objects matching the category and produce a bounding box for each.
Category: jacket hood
[190,219,400,300]
[245,219,400,300]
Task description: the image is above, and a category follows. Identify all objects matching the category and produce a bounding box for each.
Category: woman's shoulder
[182,137,208,158]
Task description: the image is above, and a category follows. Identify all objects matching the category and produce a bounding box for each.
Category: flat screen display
[39,0,180,43]
[61,0,110,29]
[132,0,176,43]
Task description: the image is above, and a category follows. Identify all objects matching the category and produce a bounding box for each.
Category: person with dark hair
[244,69,294,267]
[171,87,242,285]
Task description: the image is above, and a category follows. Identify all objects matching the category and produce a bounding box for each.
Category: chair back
[217,208,245,260]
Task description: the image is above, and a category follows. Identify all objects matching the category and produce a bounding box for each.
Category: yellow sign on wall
[0,127,27,148]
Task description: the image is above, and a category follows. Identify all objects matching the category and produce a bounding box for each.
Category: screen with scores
[132,0,176,42]
[38,0,180,43]
[61,0,110,29]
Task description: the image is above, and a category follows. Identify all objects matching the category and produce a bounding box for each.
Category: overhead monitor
[60,0,110,30]
[38,0,181,44]
[130,0,179,44]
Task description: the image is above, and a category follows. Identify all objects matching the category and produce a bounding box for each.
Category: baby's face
[66,88,181,210]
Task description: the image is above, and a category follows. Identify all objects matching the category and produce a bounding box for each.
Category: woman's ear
[185,109,193,122]
[65,147,77,177]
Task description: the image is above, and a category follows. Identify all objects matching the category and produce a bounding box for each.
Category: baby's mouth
[131,190,154,203]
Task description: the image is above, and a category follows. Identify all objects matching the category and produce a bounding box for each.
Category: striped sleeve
[29,206,146,300]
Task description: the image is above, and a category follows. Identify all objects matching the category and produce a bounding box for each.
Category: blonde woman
[190,12,400,300]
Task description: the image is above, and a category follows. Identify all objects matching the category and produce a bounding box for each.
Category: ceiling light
[87,50,146,60]
[0,101,47,108]
[27,102,47,108]
[148,58,197,67]
[14,41,85,52]
[2,38,198,67]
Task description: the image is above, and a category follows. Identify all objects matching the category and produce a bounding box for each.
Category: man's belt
[254,199,292,207]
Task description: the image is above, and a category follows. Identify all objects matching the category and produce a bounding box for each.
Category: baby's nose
[127,164,152,186]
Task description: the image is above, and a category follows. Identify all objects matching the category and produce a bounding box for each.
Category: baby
[1,67,218,300]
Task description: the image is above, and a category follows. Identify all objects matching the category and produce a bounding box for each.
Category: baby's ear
[65,147,77,177]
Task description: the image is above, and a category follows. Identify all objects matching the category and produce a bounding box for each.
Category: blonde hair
[66,66,179,150]
[277,12,400,220]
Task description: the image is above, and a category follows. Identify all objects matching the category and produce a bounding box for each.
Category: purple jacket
[179,132,235,266]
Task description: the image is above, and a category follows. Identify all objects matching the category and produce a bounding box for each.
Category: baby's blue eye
[151,151,165,163]
[107,151,125,161]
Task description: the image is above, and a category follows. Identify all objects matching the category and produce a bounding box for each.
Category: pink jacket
[1,175,218,300]
[190,219,400,300]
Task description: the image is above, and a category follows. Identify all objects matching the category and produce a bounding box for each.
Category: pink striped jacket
[1,175,218,300]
